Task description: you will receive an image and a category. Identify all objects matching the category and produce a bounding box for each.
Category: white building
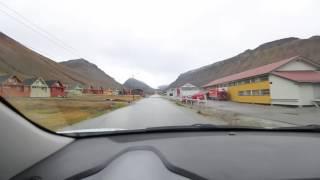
[179,83,201,97]
[23,77,50,98]
[167,83,201,99]
[166,88,175,97]
[269,62,320,106]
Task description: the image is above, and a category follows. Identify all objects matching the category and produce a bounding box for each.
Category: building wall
[50,87,65,97]
[228,81,270,104]
[314,84,320,99]
[30,87,50,97]
[277,61,317,71]
[66,89,83,96]
[173,88,179,97]
[299,84,315,105]
[269,75,320,106]
[269,75,300,105]
[181,89,200,97]
[0,85,30,97]
[104,90,113,96]
[166,89,174,96]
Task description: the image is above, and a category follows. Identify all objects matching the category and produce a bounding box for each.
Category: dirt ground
[5,95,142,131]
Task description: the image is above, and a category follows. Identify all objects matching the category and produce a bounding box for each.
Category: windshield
[1,0,320,134]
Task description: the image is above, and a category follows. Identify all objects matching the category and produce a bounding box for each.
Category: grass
[6,95,141,131]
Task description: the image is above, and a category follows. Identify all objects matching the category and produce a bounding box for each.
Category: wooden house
[66,84,83,96]
[92,86,104,94]
[83,85,104,94]
[46,80,65,97]
[112,89,120,95]
[104,88,113,96]
[0,75,28,97]
[23,77,50,98]
[83,85,94,94]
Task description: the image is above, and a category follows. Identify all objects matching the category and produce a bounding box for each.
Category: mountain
[0,32,122,89]
[60,59,122,89]
[168,36,320,88]
[158,85,169,91]
[123,78,155,94]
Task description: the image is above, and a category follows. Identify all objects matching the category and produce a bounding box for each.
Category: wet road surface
[62,95,226,131]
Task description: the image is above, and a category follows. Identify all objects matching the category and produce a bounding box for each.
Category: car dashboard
[11,131,320,180]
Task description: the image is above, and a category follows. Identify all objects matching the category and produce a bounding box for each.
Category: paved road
[62,95,226,131]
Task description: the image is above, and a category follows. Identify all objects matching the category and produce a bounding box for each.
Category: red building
[92,86,104,94]
[45,80,65,97]
[83,86,104,94]
[0,75,29,97]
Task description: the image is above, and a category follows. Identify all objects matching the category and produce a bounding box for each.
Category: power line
[0,8,59,59]
[0,1,83,58]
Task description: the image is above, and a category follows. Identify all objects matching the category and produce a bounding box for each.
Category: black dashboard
[12,131,320,180]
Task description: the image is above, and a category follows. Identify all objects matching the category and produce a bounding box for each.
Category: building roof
[45,80,63,87]
[180,83,197,88]
[23,78,38,85]
[272,71,320,83]
[68,84,83,89]
[203,56,318,87]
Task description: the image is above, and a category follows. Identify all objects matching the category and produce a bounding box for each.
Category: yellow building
[203,56,320,106]
[104,88,113,96]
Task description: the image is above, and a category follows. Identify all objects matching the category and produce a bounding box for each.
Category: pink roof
[272,71,320,83]
[203,56,307,87]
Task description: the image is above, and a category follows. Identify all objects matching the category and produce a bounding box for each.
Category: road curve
[62,95,226,131]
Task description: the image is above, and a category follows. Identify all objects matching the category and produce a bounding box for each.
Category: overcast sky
[0,0,319,88]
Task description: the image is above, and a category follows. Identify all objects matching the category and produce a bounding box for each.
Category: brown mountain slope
[0,32,122,88]
[60,59,122,89]
[168,36,320,88]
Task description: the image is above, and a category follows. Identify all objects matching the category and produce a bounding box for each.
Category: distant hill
[158,85,169,91]
[123,78,154,94]
[168,36,320,88]
[60,59,122,89]
[0,32,122,89]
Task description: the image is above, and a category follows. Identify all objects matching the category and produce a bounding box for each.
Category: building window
[260,76,268,81]
[244,79,251,84]
[252,90,259,96]
[244,90,251,96]
[260,89,270,96]
[238,91,244,96]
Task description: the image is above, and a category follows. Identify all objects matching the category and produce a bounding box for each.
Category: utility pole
[132,89,134,101]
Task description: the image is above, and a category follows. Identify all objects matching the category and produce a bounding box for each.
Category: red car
[192,92,206,100]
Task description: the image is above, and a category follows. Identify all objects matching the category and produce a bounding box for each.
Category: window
[238,91,244,96]
[244,90,251,96]
[253,77,260,82]
[252,90,259,96]
[261,89,270,96]
[260,76,268,81]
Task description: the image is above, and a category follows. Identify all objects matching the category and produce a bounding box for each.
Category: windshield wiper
[59,124,268,137]
[59,124,320,138]
[273,124,320,132]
